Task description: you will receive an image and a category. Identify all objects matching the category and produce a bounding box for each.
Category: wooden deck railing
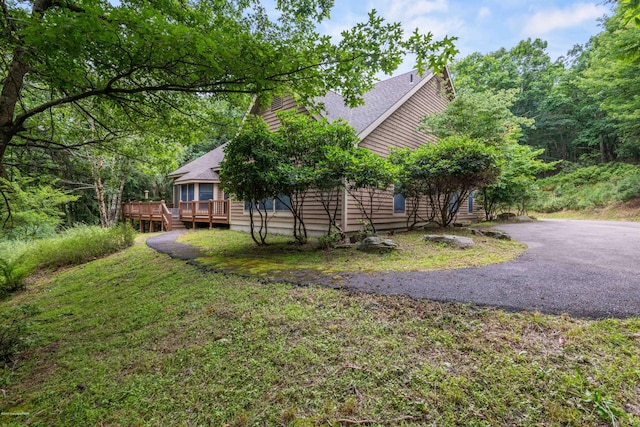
[179,200,229,228]
[123,199,230,232]
[122,201,173,232]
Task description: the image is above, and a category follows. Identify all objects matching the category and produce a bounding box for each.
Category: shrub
[26,224,136,271]
[0,224,136,278]
[0,255,31,297]
[532,162,640,211]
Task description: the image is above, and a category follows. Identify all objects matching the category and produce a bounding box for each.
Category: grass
[0,241,639,425]
[178,228,526,277]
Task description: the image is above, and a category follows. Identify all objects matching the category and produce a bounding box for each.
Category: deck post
[209,200,213,229]
[149,220,154,233]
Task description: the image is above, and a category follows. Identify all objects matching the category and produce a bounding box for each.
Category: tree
[580,4,640,159]
[219,118,279,246]
[478,144,555,219]
[0,0,457,180]
[0,176,77,239]
[273,110,359,242]
[326,147,398,234]
[419,89,533,147]
[451,39,564,157]
[407,136,499,227]
[389,148,435,230]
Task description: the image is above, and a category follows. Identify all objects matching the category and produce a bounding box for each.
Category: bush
[532,162,640,212]
[26,224,136,271]
[0,255,31,297]
[0,304,39,365]
[0,224,136,278]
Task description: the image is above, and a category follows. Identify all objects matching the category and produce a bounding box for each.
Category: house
[165,68,479,235]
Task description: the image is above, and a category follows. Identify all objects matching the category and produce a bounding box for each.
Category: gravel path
[147,220,640,319]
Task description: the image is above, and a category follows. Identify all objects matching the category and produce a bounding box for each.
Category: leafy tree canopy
[0,0,457,176]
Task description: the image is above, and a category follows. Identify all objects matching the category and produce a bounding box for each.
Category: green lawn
[178,228,526,276]
[1,240,639,426]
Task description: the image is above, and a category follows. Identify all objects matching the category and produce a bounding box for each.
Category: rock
[515,216,533,222]
[423,234,475,249]
[497,212,516,221]
[469,228,485,236]
[483,230,512,240]
[357,236,398,253]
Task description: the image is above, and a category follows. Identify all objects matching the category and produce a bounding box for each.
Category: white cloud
[476,7,491,21]
[522,2,607,35]
[380,0,449,21]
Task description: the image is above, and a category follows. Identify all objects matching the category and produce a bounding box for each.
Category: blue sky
[316,0,611,74]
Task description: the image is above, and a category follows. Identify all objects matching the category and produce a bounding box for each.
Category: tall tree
[580,3,640,159]
[0,0,457,178]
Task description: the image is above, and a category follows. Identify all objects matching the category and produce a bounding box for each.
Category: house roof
[169,69,449,182]
[168,143,225,183]
[314,69,433,135]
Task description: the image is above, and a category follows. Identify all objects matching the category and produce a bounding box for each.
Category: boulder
[423,234,475,249]
[470,228,511,240]
[497,212,516,221]
[515,215,533,222]
[483,230,512,240]
[357,236,398,253]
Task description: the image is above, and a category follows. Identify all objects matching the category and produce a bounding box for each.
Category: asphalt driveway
[148,220,640,319]
[340,219,640,319]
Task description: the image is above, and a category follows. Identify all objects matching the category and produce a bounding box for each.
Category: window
[468,191,474,213]
[181,184,194,201]
[244,195,291,213]
[393,184,405,214]
[394,193,405,213]
[270,96,283,111]
[449,192,459,213]
[244,197,274,211]
[199,183,213,201]
[275,195,291,211]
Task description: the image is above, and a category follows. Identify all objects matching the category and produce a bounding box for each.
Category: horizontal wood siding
[258,96,309,132]
[229,190,344,236]
[359,75,449,157]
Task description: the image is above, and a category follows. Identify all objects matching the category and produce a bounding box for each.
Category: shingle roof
[169,69,437,181]
[314,69,432,134]
[168,143,225,183]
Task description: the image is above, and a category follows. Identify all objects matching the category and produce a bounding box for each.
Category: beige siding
[229,191,344,237]
[359,75,448,157]
[233,78,481,235]
[256,96,309,132]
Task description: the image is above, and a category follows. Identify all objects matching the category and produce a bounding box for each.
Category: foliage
[325,146,398,234]
[220,118,279,245]
[419,89,533,147]
[272,111,360,243]
[580,3,640,158]
[0,244,638,425]
[0,304,38,366]
[0,254,30,297]
[398,137,499,227]
[0,177,78,240]
[0,0,457,175]
[532,162,640,212]
[0,224,136,274]
[389,148,435,229]
[479,144,556,219]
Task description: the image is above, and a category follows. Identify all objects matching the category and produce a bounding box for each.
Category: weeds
[0,254,30,296]
[533,162,640,212]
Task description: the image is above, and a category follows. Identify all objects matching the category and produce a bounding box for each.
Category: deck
[122,200,229,232]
